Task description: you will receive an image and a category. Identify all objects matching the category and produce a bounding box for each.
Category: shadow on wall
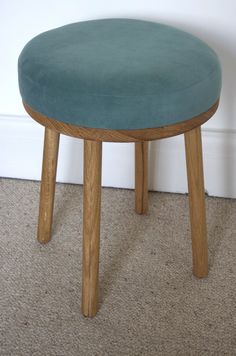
[146,17,236,198]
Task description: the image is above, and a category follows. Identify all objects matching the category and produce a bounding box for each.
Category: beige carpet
[0,178,236,356]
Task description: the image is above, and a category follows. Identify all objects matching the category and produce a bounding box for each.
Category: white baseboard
[1,114,236,198]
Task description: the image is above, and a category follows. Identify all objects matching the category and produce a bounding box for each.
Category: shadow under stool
[18,19,222,317]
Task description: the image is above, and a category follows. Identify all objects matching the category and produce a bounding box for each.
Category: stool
[18,19,221,317]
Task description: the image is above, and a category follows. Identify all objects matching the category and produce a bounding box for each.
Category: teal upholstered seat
[18,19,221,130]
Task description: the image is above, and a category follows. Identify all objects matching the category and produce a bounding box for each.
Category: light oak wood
[24,100,219,143]
[135,142,149,214]
[82,140,102,317]
[184,126,208,278]
[24,97,220,316]
[38,128,60,244]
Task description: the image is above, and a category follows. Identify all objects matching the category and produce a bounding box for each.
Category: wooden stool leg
[135,141,149,214]
[82,140,102,317]
[184,126,208,278]
[37,128,60,244]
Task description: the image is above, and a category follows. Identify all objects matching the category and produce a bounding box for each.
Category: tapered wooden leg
[82,140,102,317]
[37,128,60,244]
[184,126,208,278]
[135,142,149,214]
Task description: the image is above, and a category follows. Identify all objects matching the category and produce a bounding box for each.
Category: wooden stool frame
[24,100,219,317]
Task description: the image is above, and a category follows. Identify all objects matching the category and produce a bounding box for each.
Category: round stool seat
[18,18,221,130]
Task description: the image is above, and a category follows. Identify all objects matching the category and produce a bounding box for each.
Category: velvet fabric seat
[18,18,221,130]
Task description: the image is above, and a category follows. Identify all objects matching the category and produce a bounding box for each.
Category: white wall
[0,0,236,197]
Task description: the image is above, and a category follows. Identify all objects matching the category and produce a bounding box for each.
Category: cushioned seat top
[18,19,221,130]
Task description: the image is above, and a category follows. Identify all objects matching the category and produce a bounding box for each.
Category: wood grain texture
[24,100,219,143]
[135,142,149,214]
[184,126,208,278]
[37,128,60,244]
[82,140,102,317]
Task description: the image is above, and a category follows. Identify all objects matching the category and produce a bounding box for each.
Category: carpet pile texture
[0,178,235,355]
